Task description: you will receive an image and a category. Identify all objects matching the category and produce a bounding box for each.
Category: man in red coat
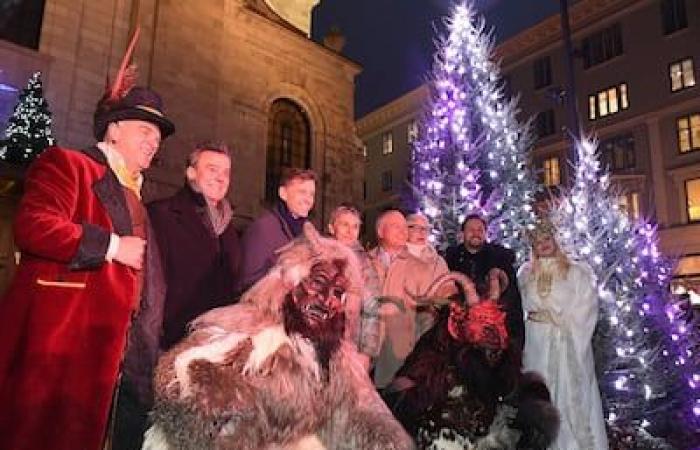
[0,84,174,450]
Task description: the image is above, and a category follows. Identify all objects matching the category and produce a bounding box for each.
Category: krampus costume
[384,273,559,450]
[143,223,414,450]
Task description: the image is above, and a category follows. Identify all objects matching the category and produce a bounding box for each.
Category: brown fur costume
[143,223,414,450]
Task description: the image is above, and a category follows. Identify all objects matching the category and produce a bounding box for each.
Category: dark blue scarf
[277,202,306,237]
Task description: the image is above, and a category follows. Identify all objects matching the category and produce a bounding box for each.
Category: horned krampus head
[283,258,349,370]
[238,223,364,369]
[419,270,509,367]
[448,300,508,366]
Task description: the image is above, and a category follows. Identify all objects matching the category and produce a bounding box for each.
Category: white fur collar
[243,325,292,375]
[172,325,324,398]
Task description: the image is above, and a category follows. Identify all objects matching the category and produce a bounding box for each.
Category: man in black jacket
[445,214,525,355]
[148,142,241,350]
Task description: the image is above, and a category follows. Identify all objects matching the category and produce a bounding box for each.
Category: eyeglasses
[408,225,429,232]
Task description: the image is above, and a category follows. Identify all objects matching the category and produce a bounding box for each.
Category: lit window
[598,91,608,117]
[382,132,393,155]
[542,157,560,187]
[677,113,700,153]
[608,87,619,114]
[589,83,629,120]
[618,192,640,220]
[686,178,700,222]
[620,83,629,109]
[670,58,696,92]
[407,120,419,144]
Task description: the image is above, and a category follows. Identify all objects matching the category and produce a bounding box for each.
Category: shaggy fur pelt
[384,310,558,450]
[144,224,414,450]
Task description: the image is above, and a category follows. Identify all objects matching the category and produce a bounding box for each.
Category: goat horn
[362,295,407,317]
[303,222,323,255]
[406,272,478,306]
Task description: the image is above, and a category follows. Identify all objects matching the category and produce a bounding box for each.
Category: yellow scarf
[96,142,143,199]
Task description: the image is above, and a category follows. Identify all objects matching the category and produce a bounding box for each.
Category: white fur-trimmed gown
[518,259,608,450]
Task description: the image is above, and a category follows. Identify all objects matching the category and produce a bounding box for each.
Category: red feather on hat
[104,26,141,103]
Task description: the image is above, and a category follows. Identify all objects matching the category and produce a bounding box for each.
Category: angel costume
[517,258,608,450]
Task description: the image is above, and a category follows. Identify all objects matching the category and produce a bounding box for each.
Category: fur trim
[142,424,171,450]
[173,330,247,396]
[243,325,292,375]
[289,335,322,382]
[512,372,560,448]
[150,226,414,450]
[190,303,278,336]
[239,230,365,319]
[474,405,520,449]
[281,264,309,289]
[284,434,326,450]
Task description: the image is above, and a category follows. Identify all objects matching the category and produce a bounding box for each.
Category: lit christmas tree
[0,72,55,165]
[412,2,700,446]
[555,137,700,449]
[447,4,538,263]
[410,2,538,257]
[410,3,484,251]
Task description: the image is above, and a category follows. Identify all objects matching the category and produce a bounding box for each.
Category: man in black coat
[148,143,241,350]
[445,214,525,355]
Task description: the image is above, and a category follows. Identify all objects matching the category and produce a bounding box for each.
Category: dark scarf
[277,202,306,237]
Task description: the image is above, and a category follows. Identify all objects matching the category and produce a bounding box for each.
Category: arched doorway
[265,98,311,204]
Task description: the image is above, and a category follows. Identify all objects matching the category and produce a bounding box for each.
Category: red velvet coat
[0,146,143,450]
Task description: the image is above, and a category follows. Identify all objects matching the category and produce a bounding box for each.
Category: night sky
[311,0,560,118]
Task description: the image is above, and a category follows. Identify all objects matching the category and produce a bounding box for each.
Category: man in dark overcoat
[147,142,241,350]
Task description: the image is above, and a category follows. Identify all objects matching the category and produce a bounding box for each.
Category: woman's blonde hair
[528,230,571,279]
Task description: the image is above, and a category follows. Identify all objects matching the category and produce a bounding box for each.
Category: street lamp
[558,0,582,183]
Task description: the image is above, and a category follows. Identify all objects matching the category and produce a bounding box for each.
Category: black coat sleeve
[490,245,525,355]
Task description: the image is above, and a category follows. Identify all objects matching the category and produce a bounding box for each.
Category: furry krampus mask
[283,258,348,372]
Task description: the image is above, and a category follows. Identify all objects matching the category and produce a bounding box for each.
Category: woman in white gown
[517,220,608,450]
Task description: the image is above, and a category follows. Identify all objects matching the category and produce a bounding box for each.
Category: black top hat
[93,86,175,141]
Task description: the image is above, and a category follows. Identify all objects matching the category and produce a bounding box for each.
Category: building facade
[356,85,427,242]
[357,0,700,290]
[0,0,363,293]
[0,0,363,219]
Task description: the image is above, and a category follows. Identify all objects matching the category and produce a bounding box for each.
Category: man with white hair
[368,210,450,388]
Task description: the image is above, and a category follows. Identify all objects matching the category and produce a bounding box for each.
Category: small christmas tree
[0,72,55,165]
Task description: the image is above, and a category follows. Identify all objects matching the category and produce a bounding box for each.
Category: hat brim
[95,107,175,141]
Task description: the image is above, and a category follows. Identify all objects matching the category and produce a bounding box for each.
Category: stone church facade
[0,0,363,226]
